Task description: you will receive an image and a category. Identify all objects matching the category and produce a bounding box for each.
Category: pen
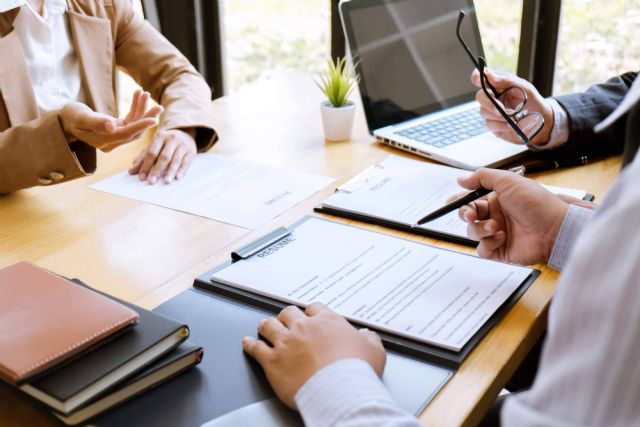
[513,155,590,174]
[412,166,525,227]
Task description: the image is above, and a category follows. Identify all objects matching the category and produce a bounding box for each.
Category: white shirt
[2,0,87,115]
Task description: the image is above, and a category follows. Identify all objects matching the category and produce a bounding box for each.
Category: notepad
[208,217,537,356]
[316,155,593,245]
[0,262,139,385]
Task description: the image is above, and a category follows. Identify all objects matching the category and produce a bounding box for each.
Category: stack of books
[0,262,203,425]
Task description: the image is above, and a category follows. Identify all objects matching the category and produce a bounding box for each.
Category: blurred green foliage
[222,0,638,95]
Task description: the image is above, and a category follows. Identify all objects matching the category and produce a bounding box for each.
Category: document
[211,217,534,352]
[91,154,334,229]
[320,155,591,241]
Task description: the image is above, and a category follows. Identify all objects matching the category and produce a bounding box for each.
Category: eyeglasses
[456,10,544,144]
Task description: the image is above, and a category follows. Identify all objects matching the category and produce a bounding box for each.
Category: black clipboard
[315,194,595,248]
[194,216,539,369]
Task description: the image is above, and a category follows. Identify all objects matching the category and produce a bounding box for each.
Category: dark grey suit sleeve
[552,72,638,157]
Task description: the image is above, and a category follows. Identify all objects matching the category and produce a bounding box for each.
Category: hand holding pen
[441,168,570,264]
[413,155,590,226]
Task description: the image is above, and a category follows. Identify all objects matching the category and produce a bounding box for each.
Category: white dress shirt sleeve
[295,359,421,427]
[528,98,571,151]
[547,204,593,271]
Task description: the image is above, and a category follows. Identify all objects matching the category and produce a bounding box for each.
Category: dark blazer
[553,72,639,167]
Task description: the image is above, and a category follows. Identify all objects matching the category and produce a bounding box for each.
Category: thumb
[457,168,512,193]
[471,68,509,90]
[77,110,116,133]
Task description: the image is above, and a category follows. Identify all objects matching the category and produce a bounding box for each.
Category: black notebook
[19,280,190,415]
[92,288,452,427]
[55,342,203,426]
[197,216,539,368]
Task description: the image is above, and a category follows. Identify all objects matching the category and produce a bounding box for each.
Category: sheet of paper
[90,153,334,229]
[321,155,589,240]
[211,217,533,352]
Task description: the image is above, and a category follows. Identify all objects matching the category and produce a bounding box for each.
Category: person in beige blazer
[0,0,217,193]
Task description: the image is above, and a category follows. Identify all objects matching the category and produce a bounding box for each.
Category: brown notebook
[0,262,139,385]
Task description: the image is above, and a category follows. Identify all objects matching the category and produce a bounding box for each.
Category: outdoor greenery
[222,0,639,95]
[119,0,639,115]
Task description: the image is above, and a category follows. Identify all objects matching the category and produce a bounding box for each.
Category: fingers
[277,305,306,328]
[163,148,187,184]
[134,91,150,121]
[476,231,506,259]
[128,149,147,175]
[471,68,527,90]
[147,138,178,184]
[305,302,330,317]
[359,328,382,346]
[242,336,272,365]
[458,199,490,223]
[76,110,116,134]
[110,117,158,140]
[258,317,288,346]
[457,168,514,194]
[97,118,159,153]
[466,218,500,241]
[143,104,164,119]
[124,90,141,124]
[176,152,196,180]
[137,135,165,181]
[124,90,152,124]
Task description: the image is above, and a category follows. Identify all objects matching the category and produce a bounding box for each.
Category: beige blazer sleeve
[0,111,95,193]
[111,0,218,151]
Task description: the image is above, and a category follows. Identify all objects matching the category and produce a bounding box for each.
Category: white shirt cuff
[295,359,398,427]
[527,98,570,151]
[548,205,593,271]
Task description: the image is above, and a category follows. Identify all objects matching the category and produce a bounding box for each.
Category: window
[222,0,331,93]
[475,0,522,74]
[554,0,640,94]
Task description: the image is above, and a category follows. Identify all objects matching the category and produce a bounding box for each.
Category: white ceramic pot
[320,101,355,142]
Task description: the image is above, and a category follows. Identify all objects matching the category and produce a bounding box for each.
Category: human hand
[455,168,569,265]
[242,303,386,410]
[128,128,197,185]
[60,90,163,152]
[471,68,554,146]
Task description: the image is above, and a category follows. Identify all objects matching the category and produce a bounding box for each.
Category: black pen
[514,155,590,174]
[412,167,525,227]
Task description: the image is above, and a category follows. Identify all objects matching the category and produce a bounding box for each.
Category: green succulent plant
[316,57,359,108]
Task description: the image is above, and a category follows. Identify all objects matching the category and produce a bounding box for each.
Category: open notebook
[316,155,593,245]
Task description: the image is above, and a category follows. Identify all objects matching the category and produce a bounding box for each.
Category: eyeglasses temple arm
[456,10,499,97]
[478,57,530,143]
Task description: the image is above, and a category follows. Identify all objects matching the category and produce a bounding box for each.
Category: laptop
[339,0,528,170]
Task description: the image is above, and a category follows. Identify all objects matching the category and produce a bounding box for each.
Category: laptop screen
[340,0,484,132]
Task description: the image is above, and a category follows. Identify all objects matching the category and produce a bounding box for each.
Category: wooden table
[0,72,622,427]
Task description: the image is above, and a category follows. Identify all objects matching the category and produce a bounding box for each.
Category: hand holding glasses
[456,10,545,145]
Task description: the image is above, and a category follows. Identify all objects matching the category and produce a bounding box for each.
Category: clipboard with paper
[194,216,539,368]
[315,155,593,246]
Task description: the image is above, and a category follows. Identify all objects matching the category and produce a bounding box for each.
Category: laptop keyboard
[394,108,486,148]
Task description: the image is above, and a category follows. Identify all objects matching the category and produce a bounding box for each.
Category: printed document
[211,217,533,351]
[321,155,589,240]
[91,154,334,229]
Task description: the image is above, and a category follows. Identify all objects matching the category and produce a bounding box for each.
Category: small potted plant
[316,57,359,142]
